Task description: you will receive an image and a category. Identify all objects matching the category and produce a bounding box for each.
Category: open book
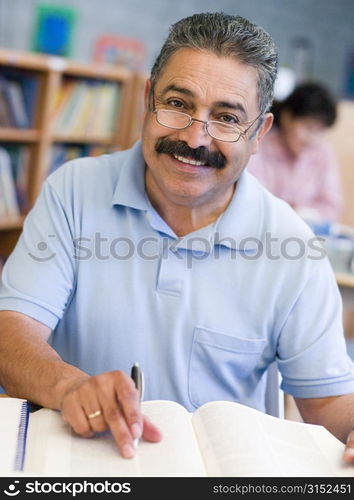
[1,398,353,477]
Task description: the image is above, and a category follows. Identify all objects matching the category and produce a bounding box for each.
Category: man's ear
[143,79,152,114]
[250,113,274,154]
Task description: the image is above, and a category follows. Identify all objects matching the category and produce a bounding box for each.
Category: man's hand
[60,370,162,458]
[343,429,354,463]
[295,394,354,465]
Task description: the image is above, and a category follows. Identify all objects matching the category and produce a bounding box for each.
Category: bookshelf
[124,71,147,149]
[0,47,135,258]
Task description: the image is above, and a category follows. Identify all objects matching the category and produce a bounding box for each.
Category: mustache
[155,137,226,169]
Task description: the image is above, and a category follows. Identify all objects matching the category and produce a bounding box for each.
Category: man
[0,12,354,463]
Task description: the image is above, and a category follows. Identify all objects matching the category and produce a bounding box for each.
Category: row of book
[49,144,113,175]
[0,145,29,218]
[52,79,121,137]
[0,143,113,220]
[0,72,38,129]
[0,143,112,218]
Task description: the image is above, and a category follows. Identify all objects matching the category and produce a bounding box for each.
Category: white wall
[0,0,353,98]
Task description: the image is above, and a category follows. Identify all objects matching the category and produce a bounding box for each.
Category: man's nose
[176,118,213,149]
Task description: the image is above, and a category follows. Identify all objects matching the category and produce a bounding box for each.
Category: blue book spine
[22,76,39,127]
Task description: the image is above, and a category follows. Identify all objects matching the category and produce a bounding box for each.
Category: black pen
[131,362,144,447]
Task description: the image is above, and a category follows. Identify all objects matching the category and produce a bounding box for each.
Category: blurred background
[0,0,353,99]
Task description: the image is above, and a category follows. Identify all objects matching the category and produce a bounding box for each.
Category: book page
[192,401,354,477]
[25,400,206,476]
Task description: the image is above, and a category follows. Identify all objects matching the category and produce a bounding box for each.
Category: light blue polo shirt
[1,140,354,411]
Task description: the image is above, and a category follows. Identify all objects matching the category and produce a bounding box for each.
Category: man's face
[141,48,273,210]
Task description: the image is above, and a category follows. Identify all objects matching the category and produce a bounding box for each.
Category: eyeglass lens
[156,110,243,142]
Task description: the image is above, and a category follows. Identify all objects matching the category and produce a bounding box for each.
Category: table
[336,272,354,309]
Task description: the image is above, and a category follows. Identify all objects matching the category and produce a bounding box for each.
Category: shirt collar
[111,140,149,211]
[112,141,263,250]
[214,170,263,250]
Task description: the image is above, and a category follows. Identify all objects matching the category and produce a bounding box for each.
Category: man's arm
[295,395,354,462]
[0,310,87,407]
[0,310,161,457]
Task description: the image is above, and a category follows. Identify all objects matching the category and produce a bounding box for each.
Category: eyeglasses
[152,107,263,143]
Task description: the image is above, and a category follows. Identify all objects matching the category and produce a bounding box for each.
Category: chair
[265,361,284,418]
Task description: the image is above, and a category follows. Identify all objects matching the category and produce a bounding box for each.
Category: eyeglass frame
[150,92,264,143]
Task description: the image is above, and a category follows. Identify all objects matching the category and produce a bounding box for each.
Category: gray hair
[150,12,278,114]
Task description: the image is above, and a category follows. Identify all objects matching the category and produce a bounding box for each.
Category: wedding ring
[87,410,102,420]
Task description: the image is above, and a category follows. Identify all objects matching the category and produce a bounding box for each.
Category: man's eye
[218,114,239,125]
[166,99,184,108]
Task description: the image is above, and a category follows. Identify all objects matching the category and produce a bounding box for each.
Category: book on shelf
[0,74,35,129]
[1,397,353,477]
[52,80,121,137]
[0,183,7,216]
[0,89,10,127]
[50,79,77,125]
[48,144,112,176]
[84,81,105,135]
[0,144,29,214]
[20,74,39,127]
[13,148,30,213]
[71,84,95,136]
[0,76,14,128]
[89,82,120,137]
[54,82,86,134]
[0,147,20,217]
[5,80,30,129]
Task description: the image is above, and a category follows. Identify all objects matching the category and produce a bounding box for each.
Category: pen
[130,362,144,448]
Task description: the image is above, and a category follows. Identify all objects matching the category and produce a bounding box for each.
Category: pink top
[247,128,342,222]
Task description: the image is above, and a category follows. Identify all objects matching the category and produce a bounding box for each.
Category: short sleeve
[0,179,76,330]
[277,258,354,397]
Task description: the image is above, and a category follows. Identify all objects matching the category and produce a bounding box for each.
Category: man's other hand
[343,428,354,463]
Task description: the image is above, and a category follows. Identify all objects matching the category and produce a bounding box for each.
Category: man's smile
[173,154,209,167]
[155,137,226,169]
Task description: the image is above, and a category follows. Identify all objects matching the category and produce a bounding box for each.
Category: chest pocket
[188,326,266,408]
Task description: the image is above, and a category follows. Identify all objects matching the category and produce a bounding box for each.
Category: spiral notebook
[1,397,354,477]
[0,398,29,473]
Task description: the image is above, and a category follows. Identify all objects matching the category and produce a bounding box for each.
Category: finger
[113,372,143,441]
[96,374,140,458]
[66,376,107,434]
[92,370,143,441]
[100,399,137,458]
[86,408,106,433]
[343,429,354,462]
[142,415,163,442]
[82,396,107,434]
[61,394,94,438]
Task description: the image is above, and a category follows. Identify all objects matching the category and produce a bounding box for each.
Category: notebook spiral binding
[14,401,30,471]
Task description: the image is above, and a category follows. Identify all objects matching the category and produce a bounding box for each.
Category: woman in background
[249,83,354,360]
[248,82,342,222]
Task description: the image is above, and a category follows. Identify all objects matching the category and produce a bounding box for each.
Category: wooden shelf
[64,60,131,81]
[0,48,140,257]
[0,215,25,231]
[336,272,354,289]
[51,134,115,145]
[0,47,49,71]
[0,48,131,80]
[0,128,40,142]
